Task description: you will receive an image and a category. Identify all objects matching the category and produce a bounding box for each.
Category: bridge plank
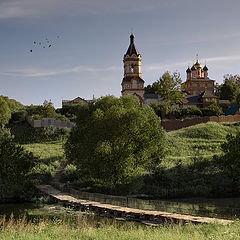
[36,184,233,225]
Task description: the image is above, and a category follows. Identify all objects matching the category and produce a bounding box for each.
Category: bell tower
[121,34,145,100]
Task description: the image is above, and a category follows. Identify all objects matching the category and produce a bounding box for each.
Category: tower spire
[130,33,134,44]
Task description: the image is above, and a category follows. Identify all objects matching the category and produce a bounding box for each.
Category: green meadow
[0,213,239,240]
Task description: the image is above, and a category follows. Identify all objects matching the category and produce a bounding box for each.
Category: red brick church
[182,59,218,108]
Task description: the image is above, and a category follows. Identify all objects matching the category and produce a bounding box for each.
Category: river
[0,197,240,220]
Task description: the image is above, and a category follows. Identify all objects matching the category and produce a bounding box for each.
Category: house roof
[225,105,240,115]
[202,90,215,98]
[186,94,203,104]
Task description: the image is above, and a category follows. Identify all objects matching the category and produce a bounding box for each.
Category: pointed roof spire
[130,33,134,44]
[125,33,140,56]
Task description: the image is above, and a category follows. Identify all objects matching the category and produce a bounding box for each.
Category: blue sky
[1,0,240,108]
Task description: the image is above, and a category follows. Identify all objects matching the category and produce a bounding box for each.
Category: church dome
[203,65,208,71]
[194,60,202,69]
[191,65,196,71]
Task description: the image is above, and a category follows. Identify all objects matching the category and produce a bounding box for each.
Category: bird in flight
[29,35,60,53]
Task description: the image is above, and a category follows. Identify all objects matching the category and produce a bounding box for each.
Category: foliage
[0,98,11,127]
[60,102,89,121]
[65,95,165,189]
[216,133,240,185]
[219,75,240,102]
[26,103,55,118]
[26,100,68,121]
[149,101,170,118]
[0,95,24,127]
[10,109,28,122]
[0,96,23,112]
[219,103,230,113]
[145,72,185,112]
[174,107,202,119]
[0,128,39,197]
[201,99,223,116]
[11,122,70,144]
[23,141,66,184]
[174,101,222,120]
[146,122,240,198]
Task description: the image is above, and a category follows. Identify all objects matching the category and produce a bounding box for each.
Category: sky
[1,0,240,108]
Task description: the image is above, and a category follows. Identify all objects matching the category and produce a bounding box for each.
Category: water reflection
[1,197,240,220]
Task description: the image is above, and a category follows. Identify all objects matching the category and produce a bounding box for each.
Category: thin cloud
[0,0,181,19]
[2,65,121,77]
[145,55,240,72]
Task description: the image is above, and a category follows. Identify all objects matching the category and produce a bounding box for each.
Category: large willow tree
[65,95,165,188]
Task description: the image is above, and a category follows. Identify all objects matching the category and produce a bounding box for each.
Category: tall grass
[0,214,239,240]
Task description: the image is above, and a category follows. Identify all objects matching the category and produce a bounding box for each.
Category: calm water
[1,197,240,220]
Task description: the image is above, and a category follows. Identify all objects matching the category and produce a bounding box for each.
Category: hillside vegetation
[143,122,240,198]
[164,122,240,167]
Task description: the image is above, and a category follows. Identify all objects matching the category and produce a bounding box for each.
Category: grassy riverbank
[0,214,239,240]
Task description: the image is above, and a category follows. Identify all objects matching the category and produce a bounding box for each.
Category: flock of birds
[30,36,60,53]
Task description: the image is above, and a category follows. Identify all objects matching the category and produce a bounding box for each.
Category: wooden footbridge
[36,184,233,225]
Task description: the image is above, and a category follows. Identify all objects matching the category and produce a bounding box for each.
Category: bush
[10,110,28,122]
[65,95,166,190]
[0,128,39,199]
[11,122,70,144]
[174,107,202,119]
[202,100,223,116]
[216,133,240,184]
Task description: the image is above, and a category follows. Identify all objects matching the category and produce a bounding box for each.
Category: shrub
[216,133,240,184]
[0,128,39,198]
[65,95,165,189]
[174,107,202,119]
[202,100,223,116]
[11,122,70,144]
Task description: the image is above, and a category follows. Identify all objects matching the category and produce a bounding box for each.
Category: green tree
[26,100,57,119]
[145,72,185,113]
[219,75,240,102]
[0,128,38,196]
[65,95,165,189]
[202,99,223,116]
[60,102,89,121]
[0,96,23,112]
[215,133,240,191]
[0,98,11,127]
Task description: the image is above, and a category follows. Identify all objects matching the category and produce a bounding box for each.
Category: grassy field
[163,122,240,168]
[0,214,239,240]
[22,141,65,183]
